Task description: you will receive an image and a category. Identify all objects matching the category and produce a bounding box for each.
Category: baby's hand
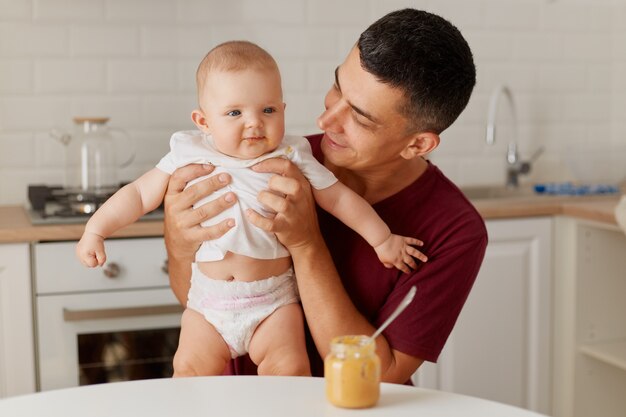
[374,234,428,274]
[76,232,107,267]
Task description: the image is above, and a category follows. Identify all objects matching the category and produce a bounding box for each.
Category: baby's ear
[191,109,211,133]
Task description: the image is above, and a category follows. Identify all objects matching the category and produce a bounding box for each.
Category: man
[163,8,487,383]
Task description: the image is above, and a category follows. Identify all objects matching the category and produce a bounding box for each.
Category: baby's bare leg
[173,308,231,377]
[248,303,311,376]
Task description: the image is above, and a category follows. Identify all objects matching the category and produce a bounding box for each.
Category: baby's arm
[313,182,428,273]
[76,168,170,267]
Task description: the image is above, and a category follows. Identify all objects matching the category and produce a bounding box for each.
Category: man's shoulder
[419,164,487,240]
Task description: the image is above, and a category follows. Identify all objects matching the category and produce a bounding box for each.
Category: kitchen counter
[0,194,621,243]
[0,206,163,243]
[471,194,620,224]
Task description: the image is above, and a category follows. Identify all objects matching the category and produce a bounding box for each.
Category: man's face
[199,68,285,159]
[317,47,415,172]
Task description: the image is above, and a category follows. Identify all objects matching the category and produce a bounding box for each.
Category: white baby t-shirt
[156,130,337,262]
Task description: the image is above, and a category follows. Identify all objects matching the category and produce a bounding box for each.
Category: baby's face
[200,68,286,159]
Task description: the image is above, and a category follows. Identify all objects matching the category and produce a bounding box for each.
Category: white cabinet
[414,217,553,415]
[0,243,36,398]
[553,217,626,417]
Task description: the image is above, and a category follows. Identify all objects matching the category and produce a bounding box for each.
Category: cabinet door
[0,243,36,398]
[435,217,552,414]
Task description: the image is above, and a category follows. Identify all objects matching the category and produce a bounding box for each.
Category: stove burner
[27,184,164,225]
[29,185,117,217]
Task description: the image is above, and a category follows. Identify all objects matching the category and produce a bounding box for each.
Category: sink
[460,185,537,200]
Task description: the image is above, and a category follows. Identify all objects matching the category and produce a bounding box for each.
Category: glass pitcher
[51,117,135,193]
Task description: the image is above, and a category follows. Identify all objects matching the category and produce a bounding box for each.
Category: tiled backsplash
[0,0,624,205]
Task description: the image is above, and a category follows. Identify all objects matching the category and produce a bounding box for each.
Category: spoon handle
[370,286,417,341]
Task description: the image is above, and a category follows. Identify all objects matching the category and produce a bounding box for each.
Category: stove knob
[103,262,121,278]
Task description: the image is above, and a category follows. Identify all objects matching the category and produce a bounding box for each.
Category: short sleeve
[156,153,176,174]
[379,233,487,362]
[284,136,337,190]
[155,130,208,174]
[155,133,182,174]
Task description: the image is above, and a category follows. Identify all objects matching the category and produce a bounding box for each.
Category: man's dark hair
[358,8,476,134]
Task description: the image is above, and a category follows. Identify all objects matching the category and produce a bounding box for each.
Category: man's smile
[322,133,347,149]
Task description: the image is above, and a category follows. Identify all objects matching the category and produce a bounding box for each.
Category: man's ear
[400,132,440,160]
[191,109,210,133]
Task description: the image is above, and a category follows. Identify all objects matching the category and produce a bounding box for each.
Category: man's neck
[328,157,428,204]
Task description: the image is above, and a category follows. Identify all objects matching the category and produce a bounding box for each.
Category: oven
[33,238,182,391]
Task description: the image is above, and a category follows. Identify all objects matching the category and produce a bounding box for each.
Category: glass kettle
[50,117,135,194]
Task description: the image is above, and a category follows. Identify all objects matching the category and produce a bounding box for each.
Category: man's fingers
[186,192,237,226]
[173,173,232,211]
[267,174,302,197]
[166,164,215,194]
[257,190,291,214]
[246,208,274,232]
[188,219,236,242]
[251,157,296,176]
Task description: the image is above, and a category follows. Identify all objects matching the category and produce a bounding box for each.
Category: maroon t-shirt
[227,134,488,377]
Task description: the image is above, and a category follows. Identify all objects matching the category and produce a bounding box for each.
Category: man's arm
[313,182,426,272]
[162,164,237,304]
[248,159,423,382]
[291,235,424,382]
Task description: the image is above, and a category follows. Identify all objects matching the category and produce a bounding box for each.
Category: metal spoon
[369,286,417,341]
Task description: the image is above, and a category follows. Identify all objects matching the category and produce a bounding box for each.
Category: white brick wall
[0,0,624,204]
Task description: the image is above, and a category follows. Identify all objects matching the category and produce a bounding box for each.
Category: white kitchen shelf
[579,340,626,372]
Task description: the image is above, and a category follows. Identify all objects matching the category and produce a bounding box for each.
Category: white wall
[0,0,624,205]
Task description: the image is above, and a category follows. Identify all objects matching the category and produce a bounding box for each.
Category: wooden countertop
[0,206,163,243]
[472,194,621,224]
[0,194,621,243]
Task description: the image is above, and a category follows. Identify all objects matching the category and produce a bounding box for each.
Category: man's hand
[247,158,322,251]
[163,164,237,261]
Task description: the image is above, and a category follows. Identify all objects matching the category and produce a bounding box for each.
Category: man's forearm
[290,237,407,381]
[166,250,194,305]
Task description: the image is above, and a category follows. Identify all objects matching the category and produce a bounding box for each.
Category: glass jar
[324,335,381,408]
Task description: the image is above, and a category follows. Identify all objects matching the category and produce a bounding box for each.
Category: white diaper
[186,264,299,358]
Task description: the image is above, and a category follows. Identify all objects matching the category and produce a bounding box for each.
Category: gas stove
[27,185,163,225]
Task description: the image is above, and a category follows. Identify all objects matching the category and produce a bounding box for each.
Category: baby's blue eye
[227,110,241,116]
[263,107,275,114]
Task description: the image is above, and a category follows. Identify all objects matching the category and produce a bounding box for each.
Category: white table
[0,376,548,416]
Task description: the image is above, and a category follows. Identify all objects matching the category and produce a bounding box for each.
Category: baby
[76,41,427,377]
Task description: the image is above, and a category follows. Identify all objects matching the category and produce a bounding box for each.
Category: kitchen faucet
[486,84,544,188]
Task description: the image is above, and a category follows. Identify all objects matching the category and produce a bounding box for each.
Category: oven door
[36,288,182,391]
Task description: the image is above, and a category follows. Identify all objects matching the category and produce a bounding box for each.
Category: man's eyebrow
[334,66,380,125]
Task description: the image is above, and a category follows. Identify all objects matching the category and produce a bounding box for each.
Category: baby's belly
[196,252,292,282]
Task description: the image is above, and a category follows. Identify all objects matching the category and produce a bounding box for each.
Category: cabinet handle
[102,262,120,278]
[63,304,183,322]
[161,258,169,274]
